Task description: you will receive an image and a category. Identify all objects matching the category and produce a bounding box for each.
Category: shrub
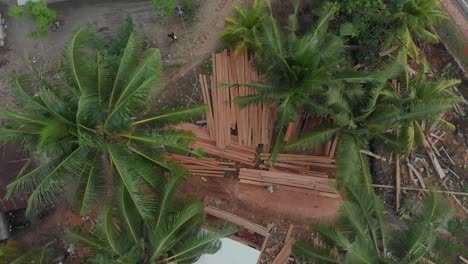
[152,0,176,16]
[8,5,25,18]
[8,0,56,38]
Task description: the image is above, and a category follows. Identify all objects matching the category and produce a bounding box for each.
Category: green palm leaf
[284,125,339,152]
[63,27,97,95]
[74,152,105,216]
[107,144,157,220]
[293,240,339,264]
[133,105,207,126]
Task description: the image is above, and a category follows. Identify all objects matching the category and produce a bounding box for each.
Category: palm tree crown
[293,178,453,263]
[284,57,459,183]
[68,173,235,264]
[0,27,206,217]
[220,0,268,56]
[384,0,447,58]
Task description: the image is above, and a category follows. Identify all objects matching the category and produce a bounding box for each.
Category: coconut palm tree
[380,70,460,154]
[0,27,206,217]
[236,6,381,160]
[283,59,459,181]
[68,173,235,264]
[220,0,268,56]
[384,0,447,59]
[293,178,453,263]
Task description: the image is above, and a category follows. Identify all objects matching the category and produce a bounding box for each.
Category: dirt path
[0,0,243,108]
[440,0,468,39]
[179,176,340,225]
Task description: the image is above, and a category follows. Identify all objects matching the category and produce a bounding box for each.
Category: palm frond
[401,121,415,154]
[63,27,97,96]
[133,105,207,126]
[10,75,48,113]
[344,236,377,264]
[293,240,339,264]
[167,226,237,263]
[152,174,182,229]
[16,147,90,215]
[400,98,459,122]
[0,110,47,127]
[74,152,105,216]
[284,125,339,152]
[418,78,461,99]
[67,228,112,255]
[115,186,143,243]
[105,48,161,133]
[391,189,453,262]
[125,130,199,157]
[108,32,144,110]
[107,144,157,220]
[149,201,204,262]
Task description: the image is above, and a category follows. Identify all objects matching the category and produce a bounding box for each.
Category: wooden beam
[204,206,269,237]
[272,236,296,264]
[396,156,401,210]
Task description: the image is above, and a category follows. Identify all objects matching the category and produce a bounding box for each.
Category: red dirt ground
[178,176,341,225]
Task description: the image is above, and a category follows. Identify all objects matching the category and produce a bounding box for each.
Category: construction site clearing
[167,48,468,263]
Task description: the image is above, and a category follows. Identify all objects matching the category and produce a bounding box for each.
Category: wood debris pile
[372,81,468,214]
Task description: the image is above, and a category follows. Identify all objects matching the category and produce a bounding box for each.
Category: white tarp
[196,238,260,264]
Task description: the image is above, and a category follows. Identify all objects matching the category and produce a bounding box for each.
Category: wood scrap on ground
[271,224,295,264]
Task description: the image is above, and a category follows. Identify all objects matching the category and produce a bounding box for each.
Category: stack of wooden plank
[259,153,336,177]
[199,50,276,150]
[166,153,235,178]
[175,122,257,166]
[238,168,338,197]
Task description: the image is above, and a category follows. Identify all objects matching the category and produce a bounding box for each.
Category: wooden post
[396,156,401,210]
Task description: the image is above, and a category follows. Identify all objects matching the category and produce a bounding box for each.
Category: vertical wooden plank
[396,155,401,210]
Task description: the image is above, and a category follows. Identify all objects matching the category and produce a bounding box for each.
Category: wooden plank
[328,136,338,158]
[204,206,269,237]
[271,236,296,264]
[396,156,401,210]
[423,136,446,179]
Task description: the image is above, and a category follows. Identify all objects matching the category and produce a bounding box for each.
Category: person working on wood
[168,32,178,41]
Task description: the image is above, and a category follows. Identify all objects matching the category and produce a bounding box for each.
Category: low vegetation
[8,0,57,39]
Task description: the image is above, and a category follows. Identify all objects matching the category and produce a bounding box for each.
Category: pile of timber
[259,153,336,178]
[199,50,276,150]
[166,153,235,178]
[239,168,339,198]
[175,122,257,166]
